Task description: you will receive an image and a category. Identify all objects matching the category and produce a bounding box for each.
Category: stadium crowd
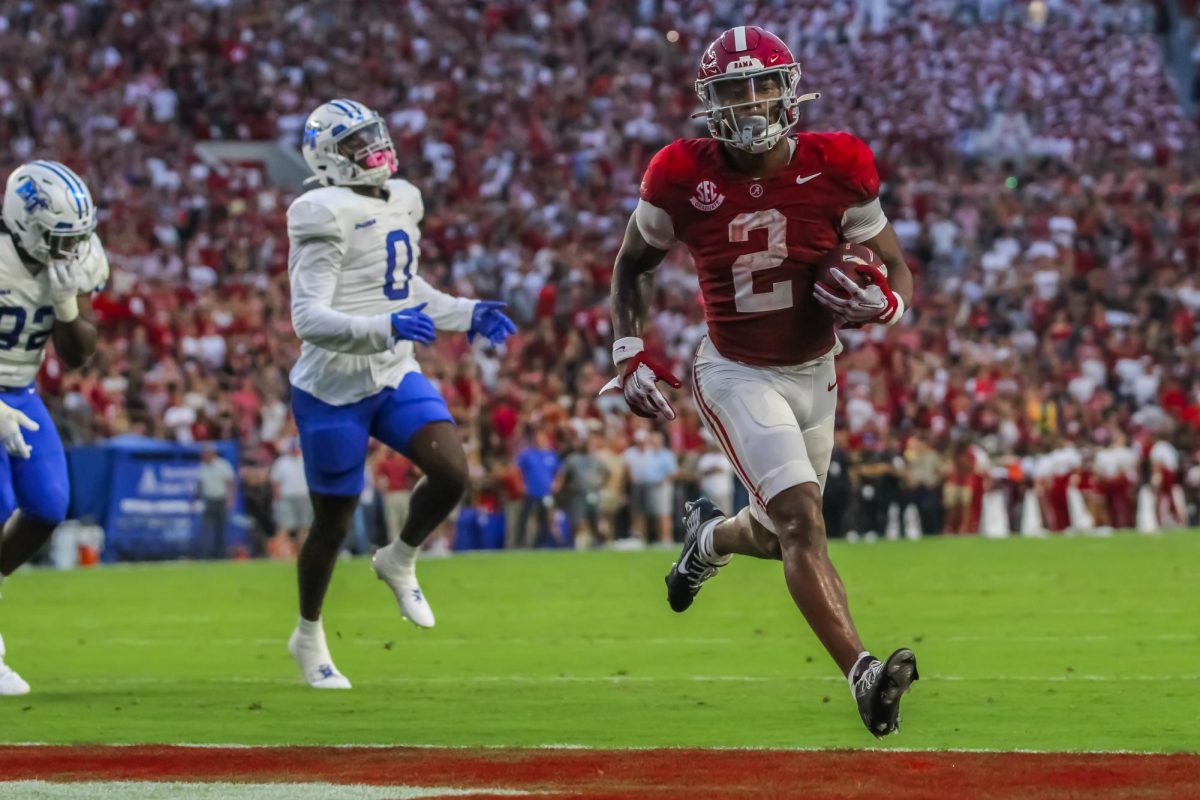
[3,0,1200,553]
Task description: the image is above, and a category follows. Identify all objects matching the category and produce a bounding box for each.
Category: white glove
[0,399,39,459]
[48,260,80,323]
[599,337,682,421]
[813,261,903,326]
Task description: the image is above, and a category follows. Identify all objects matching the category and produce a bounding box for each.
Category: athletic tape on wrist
[612,336,644,366]
[882,296,906,327]
[54,295,79,324]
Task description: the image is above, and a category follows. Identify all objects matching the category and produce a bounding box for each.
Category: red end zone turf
[1,745,1198,799]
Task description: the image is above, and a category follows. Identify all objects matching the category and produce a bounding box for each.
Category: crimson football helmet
[694,26,820,154]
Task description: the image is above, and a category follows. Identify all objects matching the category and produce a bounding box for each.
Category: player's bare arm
[860,222,913,307]
[611,214,668,340]
[51,291,98,368]
[605,214,681,420]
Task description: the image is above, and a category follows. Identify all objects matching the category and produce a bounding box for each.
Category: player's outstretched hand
[391,303,437,345]
[468,300,517,346]
[600,338,682,421]
[0,399,38,459]
[814,263,899,325]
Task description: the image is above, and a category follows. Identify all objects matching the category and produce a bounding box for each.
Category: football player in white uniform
[286,99,515,689]
[0,161,107,695]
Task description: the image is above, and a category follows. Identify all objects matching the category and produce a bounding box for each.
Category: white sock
[697,517,730,565]
[297,616,323,640]
[847,650,874,691]
[387,540,419,572]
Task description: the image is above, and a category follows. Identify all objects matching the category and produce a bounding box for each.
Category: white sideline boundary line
[81,632,1197,648]
[0,742,1189,756]
[35,673,1200,687]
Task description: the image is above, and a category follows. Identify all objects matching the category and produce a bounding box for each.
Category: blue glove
[468,300,517,346]
[391,303,436,345]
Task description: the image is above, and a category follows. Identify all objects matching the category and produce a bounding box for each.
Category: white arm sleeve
[409,276,476,331]
[288,239,394,353]
[841,197,888,243]
[79,234,110,293]
[287,200,393,353]
[634,199,676,250]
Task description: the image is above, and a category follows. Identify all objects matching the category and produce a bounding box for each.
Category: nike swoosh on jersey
[795,172,822,185]
[827,381,837,392]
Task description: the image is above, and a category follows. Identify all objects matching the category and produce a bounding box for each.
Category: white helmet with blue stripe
[1,160,96,265]
[301,99,397,188]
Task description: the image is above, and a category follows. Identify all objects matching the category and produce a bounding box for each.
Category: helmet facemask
[13,220,93,267]
[697,65,813,154]
[304,114,398,188]
[334,120,397,186]
[46,227,93,264]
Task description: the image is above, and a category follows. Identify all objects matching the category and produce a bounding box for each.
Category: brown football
[814,243,887,298]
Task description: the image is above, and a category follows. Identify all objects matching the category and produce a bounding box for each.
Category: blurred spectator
[239,461,274,558]
[376,450,416,543]
[624,431,679,545]
[594,432,628,542]
[559,435,610,548]
[349,454,383,555]
[852,433,904,540]
[824,431,854,539]
[269,439,311,556]
[194,444,235,559]
[904,433,946,536]
[515,431,562,547]
[696,434,735,516]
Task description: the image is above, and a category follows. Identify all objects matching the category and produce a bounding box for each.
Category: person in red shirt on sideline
[605,26,917,737]
[375,450,417,544]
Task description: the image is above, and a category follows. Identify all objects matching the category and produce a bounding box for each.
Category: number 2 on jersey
[729,209,792,313]
[0,306,53,351]
[383,230,414,300]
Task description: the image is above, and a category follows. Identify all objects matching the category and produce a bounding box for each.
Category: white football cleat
[287,627,351,690]
[0,666,30,696]
[371,544,435,628]
[0,633,30,696]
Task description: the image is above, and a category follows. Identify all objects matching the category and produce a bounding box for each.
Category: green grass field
[2,532,1198,753]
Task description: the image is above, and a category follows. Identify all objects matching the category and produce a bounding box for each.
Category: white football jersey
[1149,440,1180,472]
[287,179,475,405]
[0,232,108,387]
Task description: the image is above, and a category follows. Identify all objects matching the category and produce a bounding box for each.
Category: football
[814,242,887,298]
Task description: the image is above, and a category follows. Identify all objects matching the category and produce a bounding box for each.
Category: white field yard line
[0,782,534,799]
[84,632,1198,648]
[38,673,1200,687]
[0,743,1184,756]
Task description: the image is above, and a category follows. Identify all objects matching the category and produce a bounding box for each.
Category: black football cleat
[853,648,919,738]
[665,497,729,613]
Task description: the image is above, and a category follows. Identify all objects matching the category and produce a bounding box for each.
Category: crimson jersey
[640,132,881,367]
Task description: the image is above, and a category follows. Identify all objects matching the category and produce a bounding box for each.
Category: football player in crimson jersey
[606,26,917,737]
